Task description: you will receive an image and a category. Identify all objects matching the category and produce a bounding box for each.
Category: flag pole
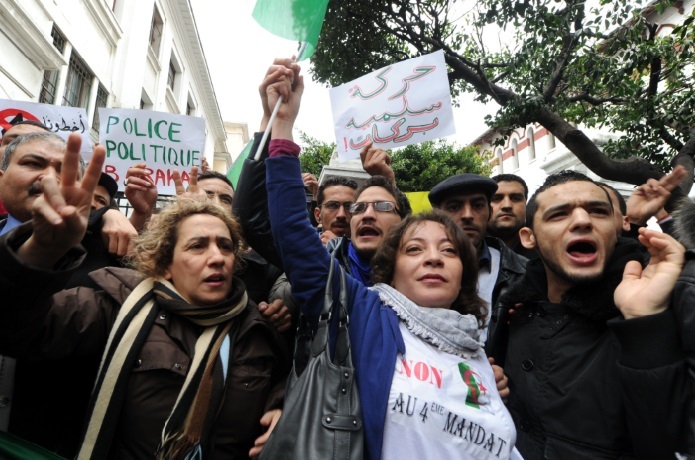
[253,42,308,161]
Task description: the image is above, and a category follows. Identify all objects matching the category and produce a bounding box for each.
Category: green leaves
[390,139,490,192]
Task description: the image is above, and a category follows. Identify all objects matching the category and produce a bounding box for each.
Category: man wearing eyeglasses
[325,176,411,285]
[314,177,357,245]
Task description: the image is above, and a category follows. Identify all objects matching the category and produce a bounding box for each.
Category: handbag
[260,254,363,460]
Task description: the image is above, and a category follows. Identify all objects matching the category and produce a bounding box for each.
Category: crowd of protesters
[0,57,691,460]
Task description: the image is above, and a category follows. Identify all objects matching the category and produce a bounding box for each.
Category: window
[495,147,504,174]
[526,127,536,162]
[167,60,176,91]
[91,85,109,137]
[63,53,93,108]
[39,26,66,104]
[511,139,519,171]
[149,6,164,56]
[548,132,556,150]
[186,95,196,116]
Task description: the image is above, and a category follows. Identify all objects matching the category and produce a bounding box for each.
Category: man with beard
[488,174,535,259]
[429,174,527,362]
[504,170,688,458]
[314,176,357,245]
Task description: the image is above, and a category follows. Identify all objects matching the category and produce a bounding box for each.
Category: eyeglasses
[348,201,398,214]
[320,201,354,212]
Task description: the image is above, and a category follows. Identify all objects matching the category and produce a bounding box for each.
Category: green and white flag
[226,140,253,189]
[252,0,330,60]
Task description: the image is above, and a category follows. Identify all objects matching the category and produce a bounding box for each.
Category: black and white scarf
[77,277,247,460]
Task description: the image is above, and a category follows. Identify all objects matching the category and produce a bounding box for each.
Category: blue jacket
[267,154,404,460]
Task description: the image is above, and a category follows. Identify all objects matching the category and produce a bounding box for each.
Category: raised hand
[302,172,319,200]
[125,163,158,231]
[267,60,304,141]
[18,133,105,268]
[360,141,396,185]
[259,58,300,131]
[626,166,686,225]
[614,228,685,319]
[172,166,205,198]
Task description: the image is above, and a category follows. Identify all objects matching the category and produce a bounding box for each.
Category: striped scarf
[77,277,247,459]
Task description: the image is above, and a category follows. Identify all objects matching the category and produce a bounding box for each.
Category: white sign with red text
[329,50,455,161]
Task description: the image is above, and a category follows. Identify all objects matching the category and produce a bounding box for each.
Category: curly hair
[125,197,244,278]
[371,209,487,326]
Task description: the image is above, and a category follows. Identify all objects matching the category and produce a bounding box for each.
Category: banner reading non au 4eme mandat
[0,99,92,153]
[98,107,206,195]
[329,50,456,161]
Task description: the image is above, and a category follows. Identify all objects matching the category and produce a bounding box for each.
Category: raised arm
[611,228,688,457]
[235,59,301,269]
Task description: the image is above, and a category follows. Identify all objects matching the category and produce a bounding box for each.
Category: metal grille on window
[91,86,109,137]
[63,54,92,108]
[39,26,66,104]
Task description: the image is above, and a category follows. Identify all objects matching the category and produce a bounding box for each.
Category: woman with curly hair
[264,63,517,459]
[0,138,287,460]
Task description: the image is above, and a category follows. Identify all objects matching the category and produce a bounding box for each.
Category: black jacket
[675,199,695,458]
[483,236,527,365]
[0,209,120,458]
[502,238,688,459]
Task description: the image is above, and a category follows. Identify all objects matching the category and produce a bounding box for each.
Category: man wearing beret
[429,174,527,365]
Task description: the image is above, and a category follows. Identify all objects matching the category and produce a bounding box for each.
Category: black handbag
[260,255,363,460]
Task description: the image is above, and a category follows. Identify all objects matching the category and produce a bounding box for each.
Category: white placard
[329,50,456,161]
[98,107,206,195]
[0,99,92,153]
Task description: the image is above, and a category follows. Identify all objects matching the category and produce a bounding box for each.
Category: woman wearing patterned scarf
[0,137,288,460]
[264,65,518,460]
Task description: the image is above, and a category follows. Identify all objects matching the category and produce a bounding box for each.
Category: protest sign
[98,107,206,195]
[329,50,455,161]
[0,99,92,153]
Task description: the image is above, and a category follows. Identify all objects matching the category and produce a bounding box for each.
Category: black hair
[597,182,626,216]
[491,173,529,199]
[354,175,412,218]
[526,170,612,229]
[198,170,234,190]
[316,176,357,205]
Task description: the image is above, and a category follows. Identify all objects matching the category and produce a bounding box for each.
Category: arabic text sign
[0,99,92,153]
[98,108,206,195]
[329,50,455,161]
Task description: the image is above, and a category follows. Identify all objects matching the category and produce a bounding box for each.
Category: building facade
[0,0,233,170]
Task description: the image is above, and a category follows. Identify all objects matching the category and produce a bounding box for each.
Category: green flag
[227,140,253,189]
[252,0,330,60]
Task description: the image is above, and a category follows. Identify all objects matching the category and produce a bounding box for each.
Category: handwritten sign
[329,50,455,161]
[98,107,205,195]
[0,99,92,153]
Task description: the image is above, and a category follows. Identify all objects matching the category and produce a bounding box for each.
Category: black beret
[98,172,118,199]
[428,174,498,207]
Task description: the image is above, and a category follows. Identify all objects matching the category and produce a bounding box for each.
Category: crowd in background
[0,57,692,459]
